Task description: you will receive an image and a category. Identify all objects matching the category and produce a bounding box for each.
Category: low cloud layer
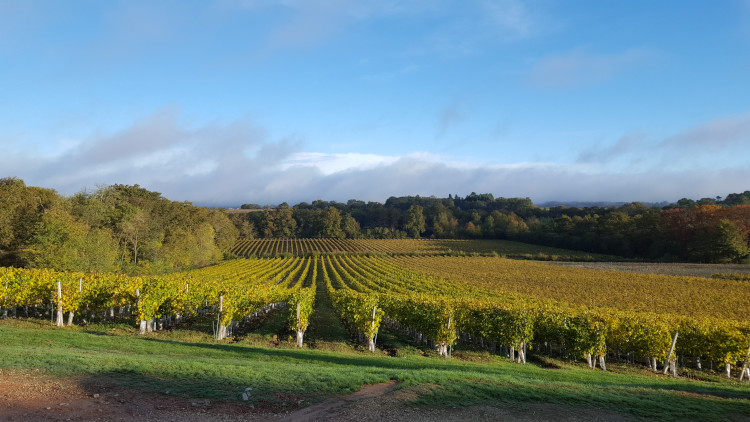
[2,108,749,207]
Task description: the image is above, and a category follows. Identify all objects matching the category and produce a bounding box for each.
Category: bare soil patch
[1,369,636,422]
[0,369,266,422]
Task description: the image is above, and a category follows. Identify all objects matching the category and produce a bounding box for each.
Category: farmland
[229,238,611,261]
[1,239,749,421]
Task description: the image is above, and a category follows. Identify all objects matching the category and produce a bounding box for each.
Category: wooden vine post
[740,344,750,382]
[55,281,64,327]
[67,278,82,326]
[438,316,452,359]
[368,305,377,352]
[137,288,148,334]
[296,302,304,348]
[663,332,678,376]
[216,295,226,341]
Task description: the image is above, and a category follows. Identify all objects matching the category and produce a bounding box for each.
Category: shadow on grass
[66,360,750,422]
[136,336,750,400]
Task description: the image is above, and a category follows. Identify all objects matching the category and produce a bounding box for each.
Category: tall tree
[404,205,426,238]
[270,204,297,237]
[341,213,360,238]
[712,219,750,263]
[321,207,344,238]
[432,206,458,238]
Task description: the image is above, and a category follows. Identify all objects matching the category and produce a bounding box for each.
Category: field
[1,239,749,421]
[548,261,750,278]
[388,256,750,320]
[229,238,613,261]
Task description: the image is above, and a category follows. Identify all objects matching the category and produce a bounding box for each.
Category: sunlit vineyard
[229,238,608,260]
[2,245,750,380]
[0,258,316,343]
[388,256,750,321]
[319,254,750,372]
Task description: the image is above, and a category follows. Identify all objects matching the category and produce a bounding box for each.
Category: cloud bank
[2,108,749,206]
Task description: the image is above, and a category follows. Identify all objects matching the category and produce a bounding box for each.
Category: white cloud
[244,156,750,205]
[282,152,399,175]
[3,108,750,206]
[660,110,750,150]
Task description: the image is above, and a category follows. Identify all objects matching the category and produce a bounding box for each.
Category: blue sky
[1,0,749,206]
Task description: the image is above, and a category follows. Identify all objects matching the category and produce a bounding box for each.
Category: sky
[1,0,749,207]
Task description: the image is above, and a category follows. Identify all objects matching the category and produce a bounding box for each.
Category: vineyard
[2,248,750,383]
[229,237,608,260]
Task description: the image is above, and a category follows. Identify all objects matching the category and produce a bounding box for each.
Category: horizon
[2,1,749,206]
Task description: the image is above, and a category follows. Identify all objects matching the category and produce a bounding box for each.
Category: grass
[1,318,748,421]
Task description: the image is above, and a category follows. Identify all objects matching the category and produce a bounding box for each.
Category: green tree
[121,209,160,267]
[270,204,297,237]
[432,206,458,238]
[25,204,117,273]
[341,213,361,238]
[81,227,119,272]
[321,207,344,238]
[208,210,239,252]
[404,205,426,238]
[0,178,63,266]
[705,219,750,263]
[25,205,87,271]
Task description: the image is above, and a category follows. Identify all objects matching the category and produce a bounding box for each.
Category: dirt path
[286,380,399,421]
[0,369,635,421]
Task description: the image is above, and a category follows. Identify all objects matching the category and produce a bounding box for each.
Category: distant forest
[230,191,750,264]
[1,177,749,275]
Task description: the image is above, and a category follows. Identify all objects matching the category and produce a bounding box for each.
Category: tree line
[2,177,748,271]
[0,178,237,273]
[231,191,750,263]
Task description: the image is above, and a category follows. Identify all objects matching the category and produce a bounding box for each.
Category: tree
[208,210,239,252]
[121,210,152,266]
[25,204,118,272]
[341,213,361,238]
[25,205,88,271]
[553,215,574,233]
[404,205,426,238]
[321,207,344,238]
[465,221,481,237]
[0,178,61,265]
[432,206,458,238]
[81,227,119,272]
[713,219,750,263]
[270,204,297,237]
[234,217,257,239]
